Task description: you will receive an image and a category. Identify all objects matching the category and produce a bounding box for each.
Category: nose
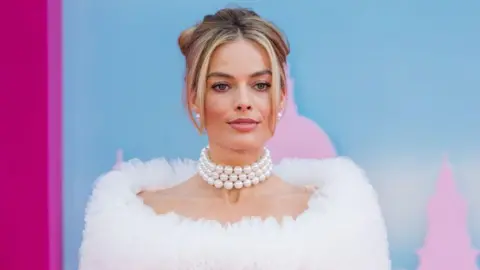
[236,103,252,112]
[235,85,253,112]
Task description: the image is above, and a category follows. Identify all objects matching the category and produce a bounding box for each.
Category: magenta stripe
[48,0,63,269]
[0,0,50,269]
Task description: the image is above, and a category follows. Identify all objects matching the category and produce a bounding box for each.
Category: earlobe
[190,101,199,114]
[277,111,283,121]
[190,104,203,131]
[191,105,200,119]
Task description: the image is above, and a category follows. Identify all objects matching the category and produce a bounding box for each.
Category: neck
[207,143,264,166]
[197,143,271,203]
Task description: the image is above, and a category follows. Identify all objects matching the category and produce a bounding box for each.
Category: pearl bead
[197,146,272,190]
[207,162,214,170]
[234,166,243,175]
[234,181,244,189]
[207,178,215,185]
[258,159,265,166]
[224,181,233,190]
[214,180,223,188]
[224,166,233,174]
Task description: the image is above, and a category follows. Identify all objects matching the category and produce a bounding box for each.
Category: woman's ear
[190,101,203,133]
[191,104,200,118]
[279,85,287,113]
[189,88,198,113]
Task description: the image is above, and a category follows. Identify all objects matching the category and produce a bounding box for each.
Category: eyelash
[211,82,271,92]
[212,83,229,92]
[255,82,271,91]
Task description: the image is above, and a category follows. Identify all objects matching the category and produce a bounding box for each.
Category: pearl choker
[197,146,273,189]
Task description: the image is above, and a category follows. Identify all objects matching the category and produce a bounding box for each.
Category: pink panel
[0,0,62,269]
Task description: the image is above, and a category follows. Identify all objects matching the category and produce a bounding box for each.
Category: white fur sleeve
[334,159,392,270]
[78,170,136,270]
[349,183,391,270]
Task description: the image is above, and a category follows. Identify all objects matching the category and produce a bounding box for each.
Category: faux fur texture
[79,157,391,270]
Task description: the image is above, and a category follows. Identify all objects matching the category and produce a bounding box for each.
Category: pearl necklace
[197,146,273,189]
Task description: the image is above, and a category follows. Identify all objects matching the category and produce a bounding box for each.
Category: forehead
[208,39,271,75]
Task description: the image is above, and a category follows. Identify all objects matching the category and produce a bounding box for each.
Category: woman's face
[200,39,280,152]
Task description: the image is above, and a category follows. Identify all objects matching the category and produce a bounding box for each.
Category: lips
[227,118,259,132]
[228,118,258,124]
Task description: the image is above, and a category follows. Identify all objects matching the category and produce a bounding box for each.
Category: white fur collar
[79,157,391,270]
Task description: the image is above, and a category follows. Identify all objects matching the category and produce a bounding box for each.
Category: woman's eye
[254,82,271,91]
[212,83,230,91]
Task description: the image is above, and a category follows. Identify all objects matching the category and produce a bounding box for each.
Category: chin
[228,135,267,151]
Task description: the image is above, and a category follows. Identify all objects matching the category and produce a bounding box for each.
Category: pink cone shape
[113,149,123,169]
[267,64,336,163]
[417,155,479,270]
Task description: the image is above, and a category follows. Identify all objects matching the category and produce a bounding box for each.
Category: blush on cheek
[258,105,272,126]
[203,94,229,134]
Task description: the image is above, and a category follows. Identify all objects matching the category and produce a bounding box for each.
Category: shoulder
[83,157,198,217]
[277,157,391,268]
[93,157,198,190]
[296,157,390,268]
[276,156,383,216]
[79,158,198,269]
[275,156,373,191]
[277,157,387,238]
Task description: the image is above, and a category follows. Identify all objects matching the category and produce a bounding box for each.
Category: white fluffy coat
[79,157,391,270]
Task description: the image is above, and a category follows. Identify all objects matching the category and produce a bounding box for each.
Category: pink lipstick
[227,118,259,132]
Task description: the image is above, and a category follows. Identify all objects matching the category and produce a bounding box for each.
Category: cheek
[253,94,275,136]
[255,94,272,121]
[204,94,228,126]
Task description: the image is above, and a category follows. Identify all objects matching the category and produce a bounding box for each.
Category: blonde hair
[178,7,290,133]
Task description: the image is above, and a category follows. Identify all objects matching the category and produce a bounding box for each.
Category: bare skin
[139,39,315,224]
[138,175,314,224]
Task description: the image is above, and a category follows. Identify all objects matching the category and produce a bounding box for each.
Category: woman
[79,7,391,270]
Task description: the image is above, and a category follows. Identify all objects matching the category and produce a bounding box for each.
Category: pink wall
[0,0,62,269]
[48,0,63,268]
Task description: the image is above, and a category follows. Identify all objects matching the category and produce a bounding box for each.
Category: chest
[150,194,311,224]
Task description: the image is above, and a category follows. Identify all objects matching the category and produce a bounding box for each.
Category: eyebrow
[206,69,272,79]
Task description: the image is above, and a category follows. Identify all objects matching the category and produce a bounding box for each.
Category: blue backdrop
[63,1,480,269]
